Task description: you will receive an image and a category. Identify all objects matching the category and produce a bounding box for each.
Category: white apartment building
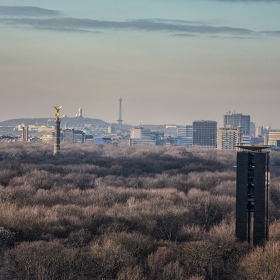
[217,124,246,150]
[268,131,280,146]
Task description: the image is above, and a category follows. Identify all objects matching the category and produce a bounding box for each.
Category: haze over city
[1,0,280,127]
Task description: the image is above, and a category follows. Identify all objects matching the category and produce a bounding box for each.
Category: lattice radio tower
[117,97,123,130]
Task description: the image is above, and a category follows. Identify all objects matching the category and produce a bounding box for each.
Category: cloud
[171,34,199,37]
[213,0,280,2]
[134,18,206,25]
[0,6,61,17]
[35,26,102,34]
[260,31,280,36]
[0,17,255,36]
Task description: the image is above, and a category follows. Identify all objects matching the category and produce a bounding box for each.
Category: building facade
[130,127,151,139]
[217,128,238,150]
[236,148,270,246]
[224,112,250,135]
[268,131,280,146]
[193,120,217,148]
[177,125,193,146]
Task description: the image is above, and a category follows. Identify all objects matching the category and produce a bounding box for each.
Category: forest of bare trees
[1,142,280,279]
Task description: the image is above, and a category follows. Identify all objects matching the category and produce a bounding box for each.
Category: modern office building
[224,112,250,135]
[177,126,187,137]
[164,125,177,137]
[268,131,280,147]
[236,146,270,246]
[255,126,263,137]
[250,122,255,137]
[108,125,116,134]
[242,135,251,145]
[130,127,151,139]
[177,137,193,146]
[193,120,217,148]
[62,128,85,143]
[177,125,193,146]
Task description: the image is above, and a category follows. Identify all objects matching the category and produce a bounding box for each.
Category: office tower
[217,124,247,150]
[217,128,239,150]
[77,108,83,118]
[108,125,116,134]
[250,122,255,136]
[193,120,217,148]
[224,112,250,135]
[130,127,151,139]
[236,146,270,246]
[177,125,193,146]
[255,126,263,137]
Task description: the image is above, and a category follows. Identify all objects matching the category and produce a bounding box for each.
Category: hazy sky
[0,0,280,127]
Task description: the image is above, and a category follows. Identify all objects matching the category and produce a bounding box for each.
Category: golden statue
[54,106,62,117]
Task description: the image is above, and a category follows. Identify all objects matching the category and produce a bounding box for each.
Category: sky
[0,0,280,127]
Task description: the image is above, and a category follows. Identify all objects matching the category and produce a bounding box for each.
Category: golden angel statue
[54,106,62,117]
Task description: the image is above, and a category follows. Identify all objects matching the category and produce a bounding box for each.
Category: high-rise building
[217,128,238,150]
[255,126,263,137]
[193,120,217,148]
[224,112,250,135]
[250,122,256,137]
[77,108,83,118]
[108,125,116,134]
[217,124,249,150]
[236,146,270,246]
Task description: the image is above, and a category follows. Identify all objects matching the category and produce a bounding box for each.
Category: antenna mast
[117,97,123,130]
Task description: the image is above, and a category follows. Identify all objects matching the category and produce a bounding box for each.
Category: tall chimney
[26,126,29,142]
[22,126,25,142]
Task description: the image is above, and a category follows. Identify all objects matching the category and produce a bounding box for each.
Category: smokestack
[26,126,29,142]
[22,126,25,142]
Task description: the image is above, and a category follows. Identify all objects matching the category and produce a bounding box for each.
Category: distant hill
[0,118,171,131]
[0,118,135,131]
[0,118,110,127]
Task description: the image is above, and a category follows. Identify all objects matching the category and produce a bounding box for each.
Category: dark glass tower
[236,147,270,246]
[192,120,217,148]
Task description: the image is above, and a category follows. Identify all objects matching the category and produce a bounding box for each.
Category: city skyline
[0,0,280,127]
